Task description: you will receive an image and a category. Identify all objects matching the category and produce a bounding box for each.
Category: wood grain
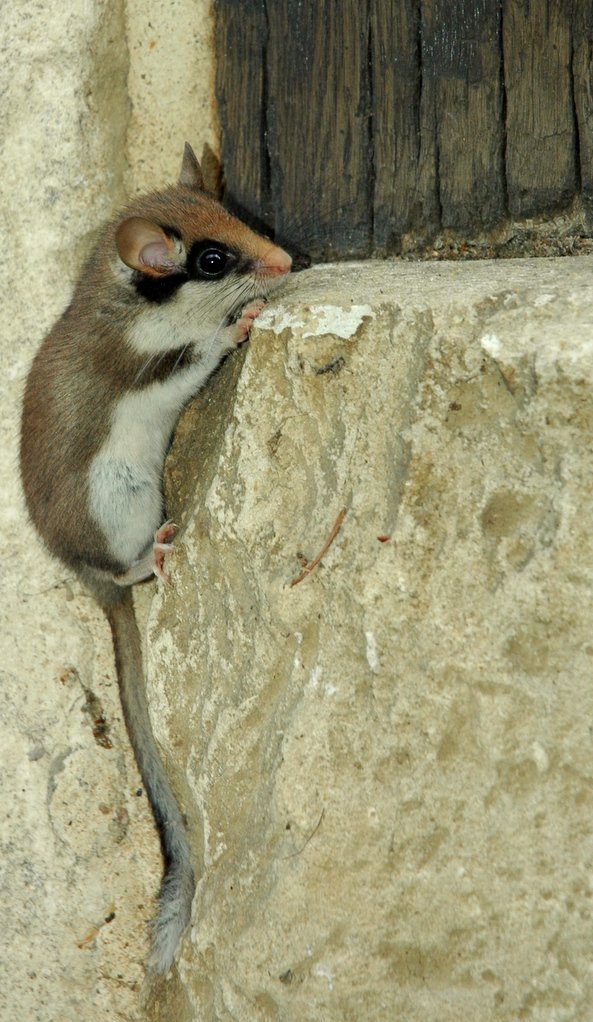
[265,0,373,259]
[503,0,576,218]
[214,0,591,258]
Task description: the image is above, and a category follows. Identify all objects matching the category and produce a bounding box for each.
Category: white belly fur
[89,361,214,566]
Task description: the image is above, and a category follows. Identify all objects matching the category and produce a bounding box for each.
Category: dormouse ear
[178,142,204,190]
[115,218,183,277]
[200,142,223,199]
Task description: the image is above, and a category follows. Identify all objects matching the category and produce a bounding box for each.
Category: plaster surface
[148,257,593,1021]
[0,2,215,1019]
[2,4,593,1020]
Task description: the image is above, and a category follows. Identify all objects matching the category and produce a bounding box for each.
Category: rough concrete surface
[146,257,593,1021]
[3,4,593,1021]
[1,2,215,1020]
[126,0,217,194]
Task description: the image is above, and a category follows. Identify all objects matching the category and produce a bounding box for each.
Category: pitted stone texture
[1,1,216,1019]
[149,257,593,1021]
[126,0,218,193]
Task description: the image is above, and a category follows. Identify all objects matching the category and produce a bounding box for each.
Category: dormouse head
[113,144,291,309]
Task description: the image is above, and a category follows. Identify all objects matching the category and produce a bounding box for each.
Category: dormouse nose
[259,245,292,277]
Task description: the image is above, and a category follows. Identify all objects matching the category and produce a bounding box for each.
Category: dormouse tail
[105,587,195,974]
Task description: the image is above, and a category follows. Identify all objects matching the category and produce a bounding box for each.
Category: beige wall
[0,3,215,1019]
[3,4,593,1022]
[151,258,593,1022]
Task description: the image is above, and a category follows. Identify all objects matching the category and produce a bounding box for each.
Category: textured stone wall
[1,3,215,1020]
[3,3,593,1020]
[149,258,593,1021]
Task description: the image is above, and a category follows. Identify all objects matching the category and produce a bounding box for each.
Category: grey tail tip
[147,913,188,975]
[147,861,195,975]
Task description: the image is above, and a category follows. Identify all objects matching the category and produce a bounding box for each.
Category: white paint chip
[258,303,374,339]
[293,631,303,671]
[531,741,549,773]
[312,963,335,991]
[480,333,502,358]
[365,630,379,673]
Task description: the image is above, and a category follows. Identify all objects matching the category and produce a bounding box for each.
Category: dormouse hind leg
[113,522,178,586]
[152,521,177,583]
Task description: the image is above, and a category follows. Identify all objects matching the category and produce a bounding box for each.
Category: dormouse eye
[194,245,232,279]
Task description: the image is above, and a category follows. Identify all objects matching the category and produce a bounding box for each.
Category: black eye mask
[132,239,242,303]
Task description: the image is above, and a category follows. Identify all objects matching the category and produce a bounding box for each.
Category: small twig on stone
[283,808,326,859]
[290,507,347,587]
[76,906,116,949]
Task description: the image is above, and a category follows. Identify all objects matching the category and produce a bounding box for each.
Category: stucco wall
[1,3,215,1020]
[149,258,593,1021]
[3,4,593,1022]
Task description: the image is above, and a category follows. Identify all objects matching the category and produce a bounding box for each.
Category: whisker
[131,270,276,387]
[133,350,162,385]
[170,343,190,375]
[203,282,252,361]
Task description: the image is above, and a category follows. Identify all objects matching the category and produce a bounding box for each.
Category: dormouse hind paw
[153,521,178,583]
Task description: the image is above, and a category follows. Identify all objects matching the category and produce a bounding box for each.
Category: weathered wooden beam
[214,0,591,259]
[370,0,427,251]
[265,0,373,259]
[426,0,506,230]
[572,0,593,218]
[214,0,272,230]
[503,0,577,218]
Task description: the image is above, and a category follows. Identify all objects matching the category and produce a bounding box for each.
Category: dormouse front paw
[233,298,266,345]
